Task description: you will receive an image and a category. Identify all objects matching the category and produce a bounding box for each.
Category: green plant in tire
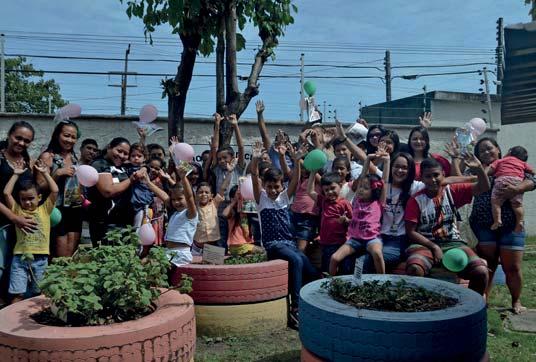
[224,253,267,265]
[38,227,187,326]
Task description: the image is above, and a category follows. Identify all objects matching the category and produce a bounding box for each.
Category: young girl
[128,143,155,228]
[223,185,264,256]
[145,165,198,268]
[331,156,354,202]
[146,156,175,245]
[329,151,390,275]
[193,162,234,255]
[488,146,534,232]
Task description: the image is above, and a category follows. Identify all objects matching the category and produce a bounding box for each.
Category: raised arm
[142,170,170,204]
[419,112,432,128]
[176,166,197,219]
[216,159,237,206]
[306,170,318,203]
[256,100,272,151]
[335,120,380,174]
[463,152,490,196]
[209,113,222,168]
[3,160,26,210]
[277,143,292,179]
[229,114,246,169]
[251,141,263,204]
[444,138,464,176]
[378,151,390,204]
[222,192,238,219]
[286,144,302,198]
[34,159,59,206]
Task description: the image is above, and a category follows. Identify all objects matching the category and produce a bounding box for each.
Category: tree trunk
[165,33,201,142]
[216,17,226,114]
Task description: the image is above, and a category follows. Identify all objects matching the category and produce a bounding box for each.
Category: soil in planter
[322,278,458,312]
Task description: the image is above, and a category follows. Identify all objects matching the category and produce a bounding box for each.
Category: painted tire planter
[300,275,487,362]
[0,290,195,361]
[173,259,288,304]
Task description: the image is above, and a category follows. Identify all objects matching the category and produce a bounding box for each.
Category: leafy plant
[38,227,172,326]
[321,277,458,312]
[224,252,267,265]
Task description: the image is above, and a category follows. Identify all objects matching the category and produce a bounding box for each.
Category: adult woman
[470,137,535,314]
[407,126,451,180]
[87,137,135,246]
[0,122,38,300]
[39,121,83,257]
[365,125,386,155]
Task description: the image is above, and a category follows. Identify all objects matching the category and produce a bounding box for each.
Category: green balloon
[303,149,327,172]
[50,207,62,227]
[442,248,468,272]
[304,81,316,96]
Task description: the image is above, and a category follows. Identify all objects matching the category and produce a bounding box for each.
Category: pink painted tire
[172,259,288,304]
[301,346,324,362]
[0,290,195,361]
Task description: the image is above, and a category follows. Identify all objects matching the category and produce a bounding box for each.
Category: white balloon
[468,118,487,137]
[76,165,99,187]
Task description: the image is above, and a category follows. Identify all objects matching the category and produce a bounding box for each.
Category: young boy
[4,160,58,303]
[251,141,318,328]
[307,172,353,272]
[404,156,490,295]
[209,113,246,249]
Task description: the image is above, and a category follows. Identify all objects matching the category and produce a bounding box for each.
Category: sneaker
[288,308,299,330]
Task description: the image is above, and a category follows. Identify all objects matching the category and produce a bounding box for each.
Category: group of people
[0,102,533,325]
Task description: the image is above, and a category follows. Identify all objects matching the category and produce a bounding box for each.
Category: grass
[195,238,536,362]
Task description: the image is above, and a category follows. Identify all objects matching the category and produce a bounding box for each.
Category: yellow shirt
[12,198,54,255]
[194,198,222,244]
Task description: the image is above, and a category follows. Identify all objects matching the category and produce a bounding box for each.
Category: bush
[38,226,177,326]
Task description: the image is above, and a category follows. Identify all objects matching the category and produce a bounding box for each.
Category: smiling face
[368,128,383,148]
[263,180,284,200]
[334,143,351,159]
[107,142,130,167]
[170,189,187,211]
[148,159,162,179]
[421,166,444,196]
[332,160,349,182]
[196,185,213,206]
[150,148,165,161]
[476,140,501,166]
[81,143,98,163]
[321,182,341,202]
[217,150,233,169]
[391,156,409,186]
[410,131,427,154]
[8,127,33,155]
[380,135,395,154]
[58,125,78,153]
[356,178,373,201]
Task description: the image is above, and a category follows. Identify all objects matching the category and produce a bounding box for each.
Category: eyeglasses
[369,133,382,139]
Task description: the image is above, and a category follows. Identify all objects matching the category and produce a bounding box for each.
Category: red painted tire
[172,259,289,304]
[0,290,195,361]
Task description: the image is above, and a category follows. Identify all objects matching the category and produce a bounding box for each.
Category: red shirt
[414,154,451,181]
[317,195,353,246]
[490,156,533,179]
[405,183,473,242]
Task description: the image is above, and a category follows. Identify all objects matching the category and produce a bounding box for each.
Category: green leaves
[39,227,173,326]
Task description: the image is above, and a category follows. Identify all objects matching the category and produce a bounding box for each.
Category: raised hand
[462,152,482,170]
[34,159,49,174]
[228,114,238,126]
[377,141,389,156]
[252,140,264,159]
[256,100,265,114]
[444,137,461,159]
[213,112,223,126]
[276,142,288,157]
[137,127,147,140]
[158,169,172,180]
[357,118,369,129]
[419,112,432,128]
[335,120,346,139]
[323,127,337,145]
[226,158,238,172]
[175,165,189,180]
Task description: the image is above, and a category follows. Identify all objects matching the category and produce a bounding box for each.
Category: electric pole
[121,44,131,116]
[384,50,392,102]
[422,85,427,114]
[496,17,504,95]
[1,34,5,113]
[483,67,493,128]
[300,53,304,122]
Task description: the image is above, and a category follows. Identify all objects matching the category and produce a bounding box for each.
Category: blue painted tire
[299,275,486,362]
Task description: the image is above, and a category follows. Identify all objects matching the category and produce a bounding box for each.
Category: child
[223,185,264,256]
[145,165,198,269]
[146,156,175,245]
[127,143,155,228]
[193,161,235,255]
[331,156,355,202]
[329,151,390,276]
[488,146,534,232]
[4,160,58,303]
[307,171,353,272]
[404,156,490,295]
[251,141,318,327]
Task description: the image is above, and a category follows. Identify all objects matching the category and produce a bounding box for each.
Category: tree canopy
[121,0,297,144]
[5,57,67,113]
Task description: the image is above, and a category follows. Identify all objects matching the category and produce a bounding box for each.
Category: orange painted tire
[0,290,195,361]
[173,259,289,304]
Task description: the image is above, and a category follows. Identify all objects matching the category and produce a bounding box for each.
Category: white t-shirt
[380,181,424,236]
[165,209,199,245]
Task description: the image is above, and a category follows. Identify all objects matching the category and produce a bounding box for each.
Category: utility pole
[358,101,362,118]
[422,85,427,114]
[121,44,131,116]
[48,95,52,114]
[496,17,504,95]
[323,100,326,118]
[384,50,392,102]
[1,34,5,113]
[299,53,304,122]
[483,67,493,129]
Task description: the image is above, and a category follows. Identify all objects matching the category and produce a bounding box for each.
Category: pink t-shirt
[490,156,533,179]
[317,195,353,246]
[347,198,383,241]
[290,177,320,215]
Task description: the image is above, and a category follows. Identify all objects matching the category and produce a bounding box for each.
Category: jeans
[364,234,407,273]
[266,242,318,308]
[9,254,48,295]
[320,244,356,274]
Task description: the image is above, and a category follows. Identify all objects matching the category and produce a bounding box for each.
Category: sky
[0,0,532,122]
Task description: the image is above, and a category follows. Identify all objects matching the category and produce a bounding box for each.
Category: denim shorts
[8,254,48,295]
[290,212,318,242]
[345,237,382,251]
[472,226,525,251]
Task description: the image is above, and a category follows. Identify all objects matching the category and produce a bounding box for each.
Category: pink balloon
[139,104,158,123]
[58,104,82,119]
[139,223,156,246]
[76,165,99,187]
[468,118,487,137]
[240,176,255,200]
[173,143,195,162]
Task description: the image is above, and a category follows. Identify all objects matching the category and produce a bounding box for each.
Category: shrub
[38,226,184,326]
